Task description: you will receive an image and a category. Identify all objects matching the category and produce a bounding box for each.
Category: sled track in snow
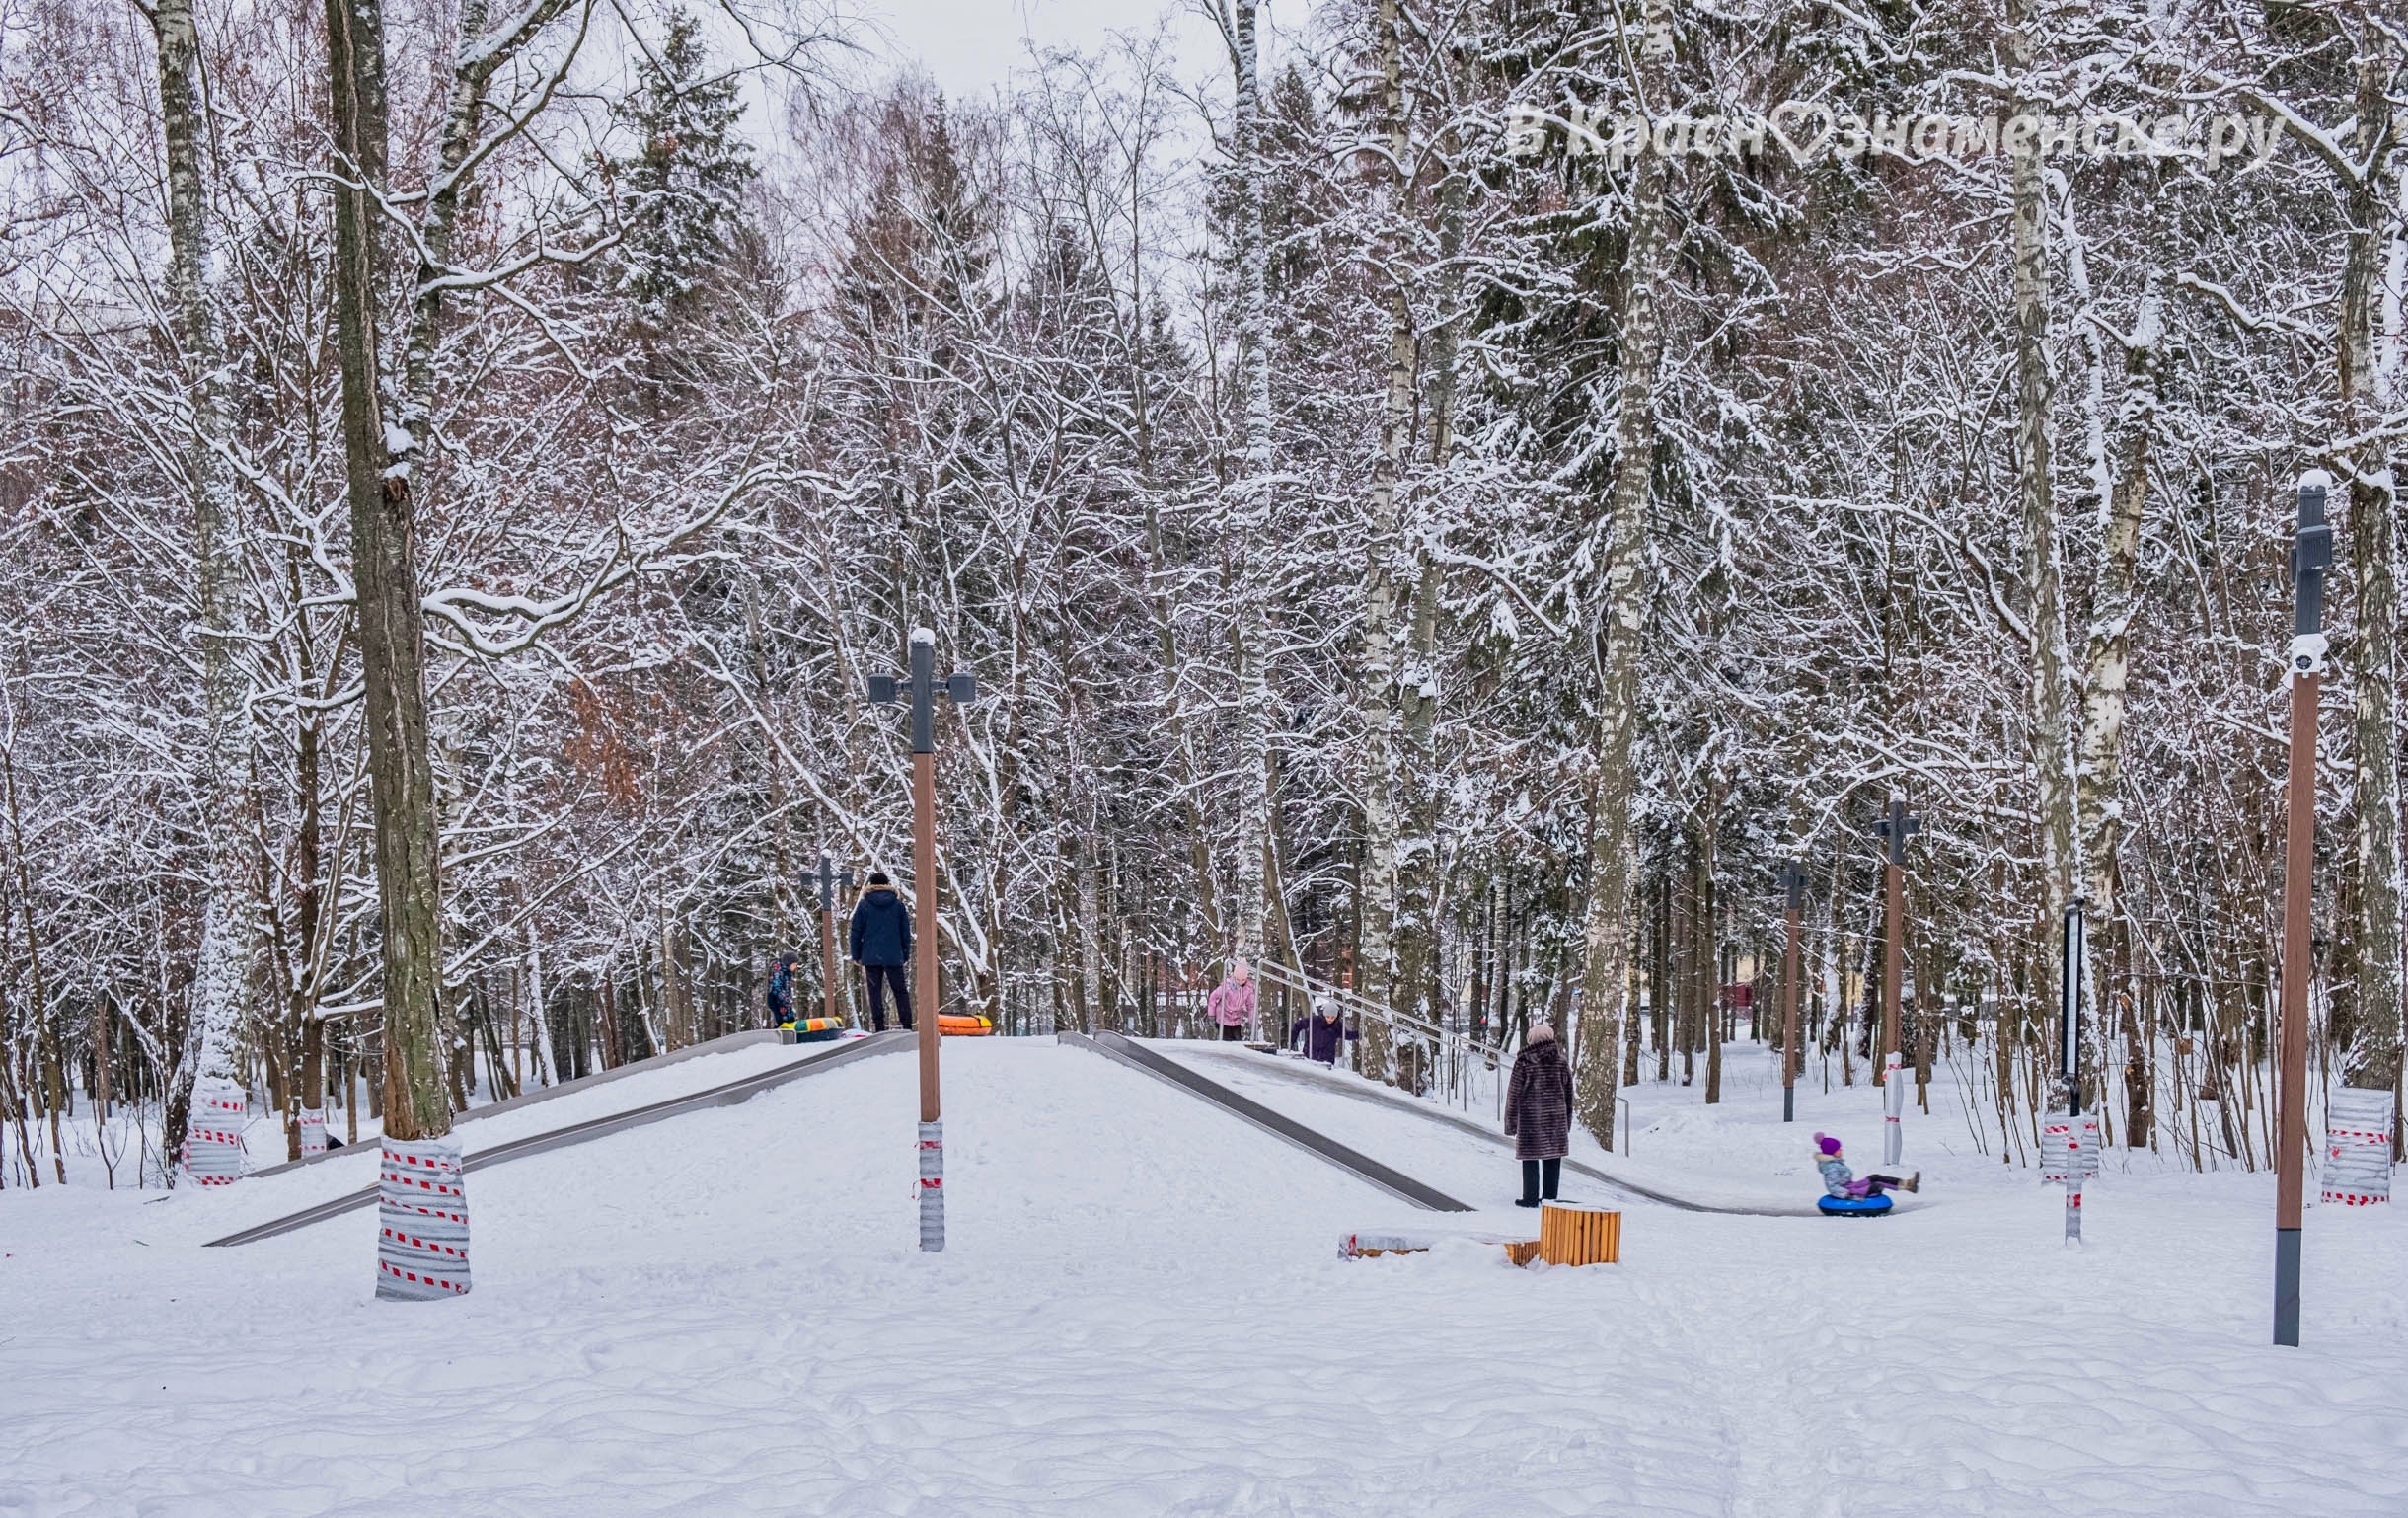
[204,1030,915,1248]
[1171,1043,1836,1218]
[1061,1029,1474,1212]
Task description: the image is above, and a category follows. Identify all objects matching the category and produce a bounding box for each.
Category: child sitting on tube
[1813,1132,1919,1198]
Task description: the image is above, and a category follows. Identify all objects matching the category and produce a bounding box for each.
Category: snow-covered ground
[4,1036,2403,1516]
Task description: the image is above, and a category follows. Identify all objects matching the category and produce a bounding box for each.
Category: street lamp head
[867,674,899,705]
[1876,799,1921,866]
[1779,861,1808,911]
[2292,471,2333,652]
[947,672,978,705]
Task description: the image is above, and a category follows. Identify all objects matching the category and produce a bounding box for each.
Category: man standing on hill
[850,871,914,1031]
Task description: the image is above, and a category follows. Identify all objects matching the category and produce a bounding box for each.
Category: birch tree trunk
[524,919,557,1087]
[2340,43,2403,1098]
[1228,0,1272,974]
[1572,14,1669,1148]
[326,0,449,1142]
[2008,0,2079,1034]
[149,0,256,1159]
[2075,255,2163,1143]
[1393,165,1467,1040]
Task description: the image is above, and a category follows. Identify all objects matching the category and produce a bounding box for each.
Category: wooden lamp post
[869,627,976,1252]
[1778,861,1808,1123]
[2275,471,2331,1345]
[1875,798,1919,1166]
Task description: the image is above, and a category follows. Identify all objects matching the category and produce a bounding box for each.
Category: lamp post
[2060,895,2089,1244]
[868,627,977,1253]
[2276,471,2331,1346]
[1875,798,1919,1166]
[1778,861,1808,1123]
[802,852,854,1025]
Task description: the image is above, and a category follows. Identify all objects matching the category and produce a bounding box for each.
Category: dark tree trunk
[327,0,449,1143]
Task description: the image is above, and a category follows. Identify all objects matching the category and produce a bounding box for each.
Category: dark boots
[1517,1158,1562,1207]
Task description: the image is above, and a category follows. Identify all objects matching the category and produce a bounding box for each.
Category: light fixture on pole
[2060,897,2085,1117]
[1778,861,1808,1124]
[868,627,977,1253]
[2048,896,2101,1245]
[2275,471,2331,1345]
[1875,797,1919,1166]
[802,852,854,1026]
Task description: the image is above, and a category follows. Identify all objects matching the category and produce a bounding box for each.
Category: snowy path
[5,1038,2405,1516]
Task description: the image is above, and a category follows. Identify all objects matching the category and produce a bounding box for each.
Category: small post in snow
[2275,471,2331,1344]
[1778,861,1808,1124]
[1874,797,1919,1166]
[868,627,977,1252]
[803,852,854,1025]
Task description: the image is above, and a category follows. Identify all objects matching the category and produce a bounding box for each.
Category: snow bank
[3,1039,2402,1516]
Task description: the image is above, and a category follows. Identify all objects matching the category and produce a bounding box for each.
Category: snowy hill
[4,1038,2403,1515]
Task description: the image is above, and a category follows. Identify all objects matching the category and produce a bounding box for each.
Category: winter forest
[2,0,2404,1192]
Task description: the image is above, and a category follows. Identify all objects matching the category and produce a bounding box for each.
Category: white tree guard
[297,1108,328,1157]
[2040,1113,2102,1183]
[2041,1112,2100,1245]
[375,1136,471,1300]
[2321,1088,2395,1206]
[181,1076,247,1186]
[918,1121,944,1252]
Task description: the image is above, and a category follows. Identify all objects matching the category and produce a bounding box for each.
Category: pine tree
[611,12,758,330]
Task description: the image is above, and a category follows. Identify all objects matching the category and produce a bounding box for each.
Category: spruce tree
[611,11,758,330]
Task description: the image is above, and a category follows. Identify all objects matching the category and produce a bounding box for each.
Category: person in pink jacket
[1206,958,1256,1041]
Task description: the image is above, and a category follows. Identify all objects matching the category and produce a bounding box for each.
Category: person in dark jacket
[1504,1022,1575,1207]
[767,951,797,1024]
[1288,996,1358,1065]
[849,873,914,1031]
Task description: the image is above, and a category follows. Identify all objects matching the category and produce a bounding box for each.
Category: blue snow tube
[1817,1194,1894,1217]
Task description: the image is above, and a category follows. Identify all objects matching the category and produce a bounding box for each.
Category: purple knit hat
[1814,1132,1842,1156]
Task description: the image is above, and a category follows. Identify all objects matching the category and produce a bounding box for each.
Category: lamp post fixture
[802,852,854,1025]
[868,627,977,1253]
[1778,861,1808,1123]
[2059,895,2091,1244]
[2276,471,2331,1345]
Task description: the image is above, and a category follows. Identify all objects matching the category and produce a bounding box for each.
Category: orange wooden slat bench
[1538,1202,1621,1265]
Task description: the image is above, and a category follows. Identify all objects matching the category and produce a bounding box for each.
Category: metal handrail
[1253,957,1448,1045]
[1248,955,1499,1110]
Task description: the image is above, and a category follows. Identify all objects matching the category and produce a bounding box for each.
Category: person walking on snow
[1505,1022,1575,1208]
[850,872,914,1032]
[1207,958,1257,1042]
[1812,1133,1918,1199]
[1289,996,1357,1065]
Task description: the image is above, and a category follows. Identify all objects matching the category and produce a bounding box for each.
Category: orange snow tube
[939,1014,995,1037]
